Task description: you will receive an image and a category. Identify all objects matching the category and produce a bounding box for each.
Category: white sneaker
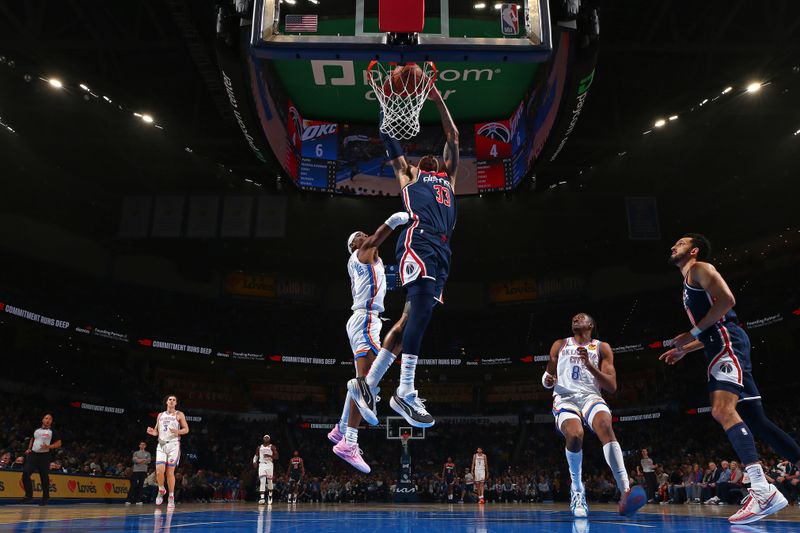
[570,488,588,518]
[167,496,175,509]
[728,484,788,524]
[258,498,266,505]
[155,487,166,505]
[705,496,719,505]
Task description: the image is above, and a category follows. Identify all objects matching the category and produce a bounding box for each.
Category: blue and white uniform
[346,251,385,359]
[396,171,457,302]
[551,338,612,431]
[682,274,759,400]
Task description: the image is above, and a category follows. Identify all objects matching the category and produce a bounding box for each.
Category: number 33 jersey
[554,337,603,397]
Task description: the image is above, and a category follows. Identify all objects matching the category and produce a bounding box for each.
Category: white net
[367,61,437,140]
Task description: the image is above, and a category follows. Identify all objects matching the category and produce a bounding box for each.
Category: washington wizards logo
[720,362,734,374]
[477,122,511,143]
[405,264,417,276]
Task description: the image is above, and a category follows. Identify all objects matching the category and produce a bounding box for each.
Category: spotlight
[474,3,486,8]
[654,119,666,128]
[79,83,89,91]
[669,115,678,121]
[494,3,502,9]
[48,78,63,89]
[141,114,154,123]
[722,86,732,94]
[746,82,761,93]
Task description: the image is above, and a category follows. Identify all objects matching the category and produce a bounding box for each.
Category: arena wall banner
[0,471,129,501]
[489,276,584,304]
[225,271,277,298]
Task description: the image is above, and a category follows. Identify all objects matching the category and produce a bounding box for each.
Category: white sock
[566,449,584,492]
[339,394,351,433]
[745,463,769,492]
[603,441,630,493]
[268,480,273,491]
[397,353,418,396]
[366,348,396,389]
[259,477,266,492]
[345,426,358,444]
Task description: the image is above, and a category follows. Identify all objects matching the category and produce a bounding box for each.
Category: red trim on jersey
[399,186,427,283]
[707,324,743,384]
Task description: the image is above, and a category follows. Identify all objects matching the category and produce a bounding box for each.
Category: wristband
[690,326,703,338]
[379,120,404,160]
[385,211,409,230]
[541,371,555,389]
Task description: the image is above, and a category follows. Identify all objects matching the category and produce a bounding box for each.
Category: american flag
[285,14,318,32]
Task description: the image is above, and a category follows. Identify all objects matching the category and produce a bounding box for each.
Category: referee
[21,414,61,505]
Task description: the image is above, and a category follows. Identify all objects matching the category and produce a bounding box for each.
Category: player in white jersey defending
[542,314,645,518]
[145,394,189,509]
[328,211,410,473]
[471,448,489,504]
[252,434,278,505]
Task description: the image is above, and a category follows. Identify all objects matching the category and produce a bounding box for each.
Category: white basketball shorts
[346,310,382,359]
[552,392,611,432]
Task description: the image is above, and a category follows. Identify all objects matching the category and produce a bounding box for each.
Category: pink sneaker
[332,440,371,473]
[729,484,788,524]
[167,495,175,509]
[327,425,344,444]
[155,487,166,505]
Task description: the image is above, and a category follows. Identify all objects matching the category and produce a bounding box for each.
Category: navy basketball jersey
[401,171,457,240]
[683,274,738,340]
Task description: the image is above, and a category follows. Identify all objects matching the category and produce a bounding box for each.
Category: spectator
[700,461,721,502]
[686,463,703,503]
[142,467,158,503]
[536,474,553,502]
[0,451,11,469]
[641,448,657,502]
[127,441,151,505]
[705,460,731,505]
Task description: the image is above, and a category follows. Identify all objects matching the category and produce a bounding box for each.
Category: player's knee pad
[402,290,436,354]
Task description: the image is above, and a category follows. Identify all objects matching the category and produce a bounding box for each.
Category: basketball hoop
[367,61,437,140]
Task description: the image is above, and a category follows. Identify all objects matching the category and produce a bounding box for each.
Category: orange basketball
[391,63,424,96]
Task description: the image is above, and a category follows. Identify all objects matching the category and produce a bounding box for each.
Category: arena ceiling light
[141,114,154,124]
[746,82,762,93]
[48,78,63,89]
[79,83,90,91]
[722,86,733,95]
[653,119,666,128]
[474,3,486,9]
[668,115,678,121]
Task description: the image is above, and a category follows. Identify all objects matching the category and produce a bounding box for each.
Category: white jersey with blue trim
[157,410,181,444]
[554,338,603,397]
[348,251,385,313]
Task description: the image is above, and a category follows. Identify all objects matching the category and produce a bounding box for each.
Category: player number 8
[571,366,580,380]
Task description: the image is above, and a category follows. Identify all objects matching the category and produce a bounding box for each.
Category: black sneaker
[347,377,379,425]
[389,390,435,428]
[19,497,34,504]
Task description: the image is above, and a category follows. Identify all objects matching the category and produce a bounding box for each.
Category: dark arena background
[1,1,800,532]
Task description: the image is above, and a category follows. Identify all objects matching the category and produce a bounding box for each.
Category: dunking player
[662,234,797,524]
[350,84,458,429]
[472,448,489,504]
[252,434,278,505]
[287,451,305,504]
[443,457,457,502]
[542,314,646,518]
[328,213,410,473]
[145,395,189,509]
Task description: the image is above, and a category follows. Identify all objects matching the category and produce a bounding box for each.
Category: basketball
[391,63,424,96]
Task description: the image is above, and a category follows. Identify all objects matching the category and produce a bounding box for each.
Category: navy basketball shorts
[396,228,451,303]
[702,322,760,401]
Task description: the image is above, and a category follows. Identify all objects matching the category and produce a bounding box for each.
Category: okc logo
[477,122,511,143]
[301,123,337,141]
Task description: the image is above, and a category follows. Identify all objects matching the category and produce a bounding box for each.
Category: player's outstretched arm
[379,113,414,188]
[429,86,459,190]
[542,339,561,389]
[357,212,410,263]
[672,262,736,349]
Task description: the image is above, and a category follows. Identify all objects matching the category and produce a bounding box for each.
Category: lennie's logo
[476,122,510,143]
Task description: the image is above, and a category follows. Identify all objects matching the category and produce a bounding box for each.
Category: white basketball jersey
[259,444,274,465]
[474,454,486,471]
[554,338,603,397]
[348,251,385,313]
[157,411,181,443]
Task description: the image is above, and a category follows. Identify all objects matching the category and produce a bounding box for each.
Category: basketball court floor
[1,503,798,532]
